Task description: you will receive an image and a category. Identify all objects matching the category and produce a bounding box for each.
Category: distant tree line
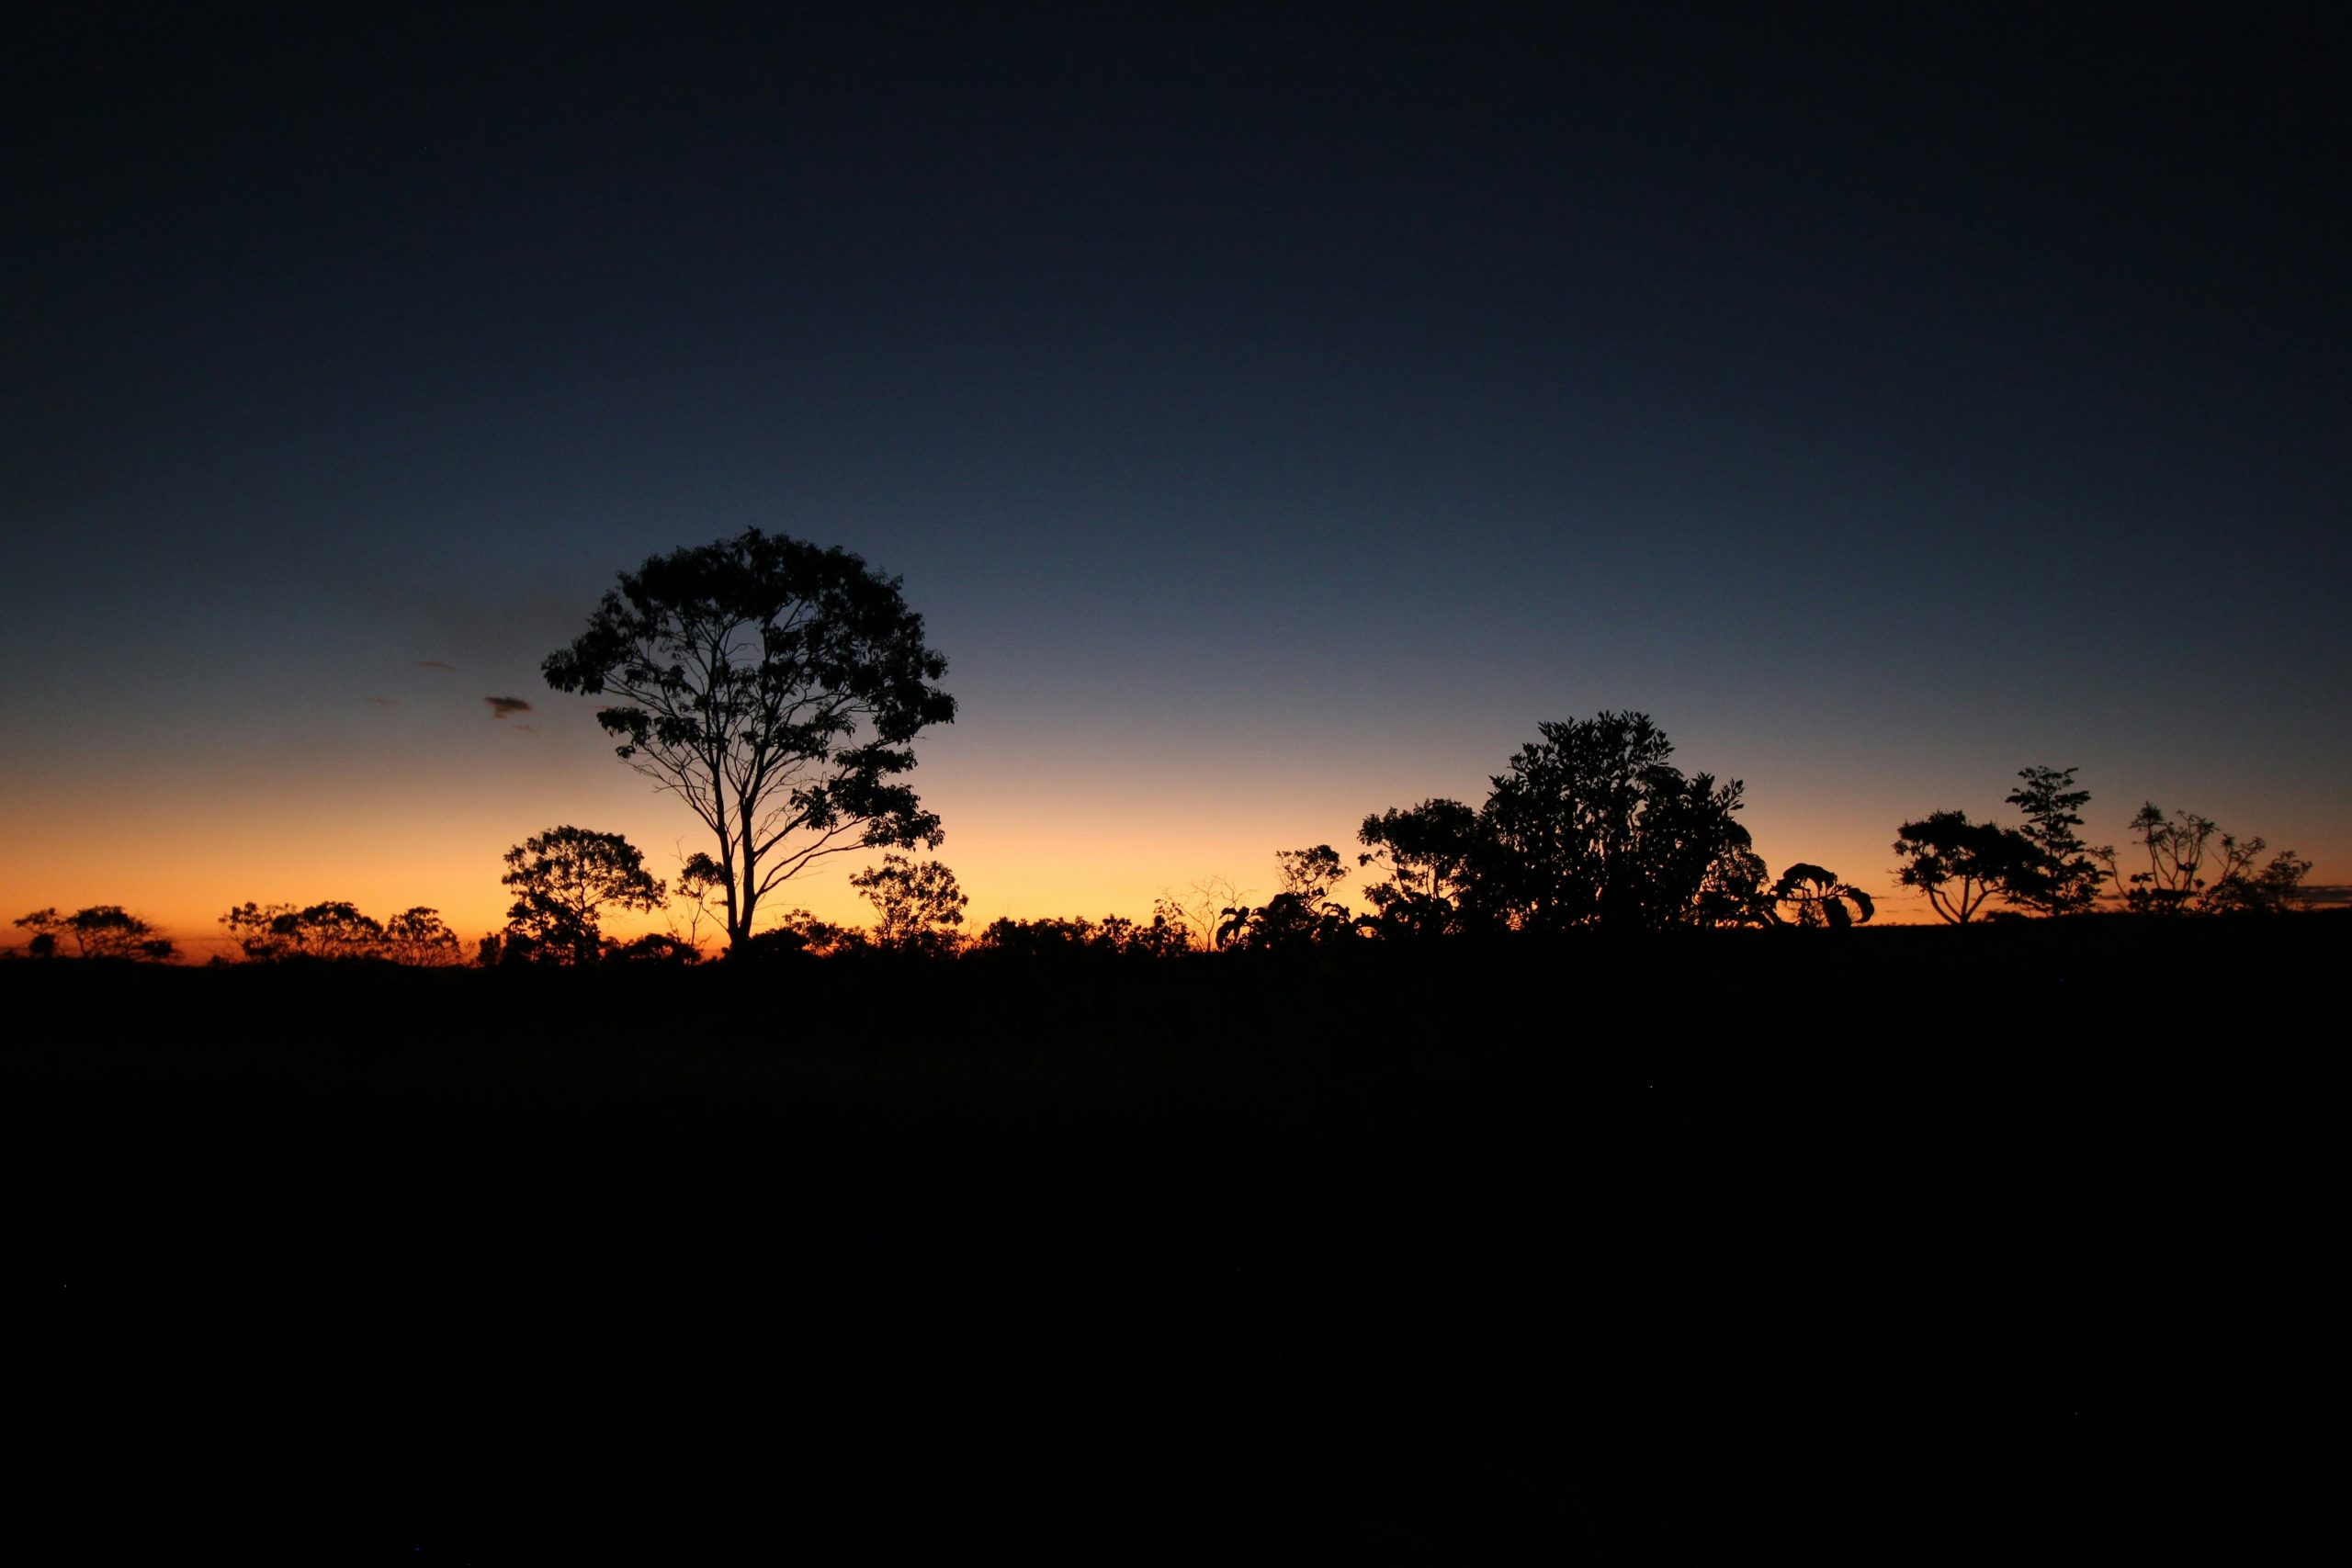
[8,523,2321,964]
[1893,766,2312,922]
[6,720,2315,967]
[216,901,466,964]
[8,723,2318,967]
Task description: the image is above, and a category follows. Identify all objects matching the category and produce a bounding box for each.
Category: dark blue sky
[6,2,2346,939]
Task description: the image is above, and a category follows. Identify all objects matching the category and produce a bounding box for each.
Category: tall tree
[2004,766,2106,915]
[544,530,955,955]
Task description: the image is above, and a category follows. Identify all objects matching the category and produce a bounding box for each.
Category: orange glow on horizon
[8,761,2341,960]
[6,702,2344,959]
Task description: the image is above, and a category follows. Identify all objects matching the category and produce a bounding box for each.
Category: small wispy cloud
[2299,884,2352,907]
[485,696,534,720]
[417,660,457,672]
[365,696,398,707]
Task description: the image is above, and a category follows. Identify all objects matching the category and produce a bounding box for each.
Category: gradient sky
[6,3,2346,955]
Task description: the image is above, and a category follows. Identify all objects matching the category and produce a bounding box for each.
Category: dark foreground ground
[6,915,2336,1547]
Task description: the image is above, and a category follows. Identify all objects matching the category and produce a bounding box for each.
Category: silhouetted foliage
[2004,766,2106,915]
[2095,804,2311,915]
[1212,845,1357,951]
[288,901,383,955]
[1157,876,1243,953]
[604,931,704,964]
[13,906,177,961]
[382,907,464,966]
[220,901,461,964]
[1220,893,1355,951]
[975,915,1097,956]
[544,529,956,956]
[1099,911,1192,958]
[972,912,1190,958]
[2204,850,2315,914]
[1770,864,1876,929]
[1693,847,1777,927]
[851,855,967,955]
[501,826,667,964]
[1892,811,2050,923]
[1469,713,1755,931]
[220,902,300,961]
[1272,844,1346,904]
[729,908,865,962]
[1356,799,1482,939]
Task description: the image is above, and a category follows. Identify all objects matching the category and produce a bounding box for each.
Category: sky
[6,2,2346,955]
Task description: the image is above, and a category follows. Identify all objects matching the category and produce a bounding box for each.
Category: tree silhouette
[544,529,955,956]
[604,931,704,964]
[1155,875,1244,953]
[2203,847,2315,914]
[220,901,461,963]
[1212,845,1356,951]
[2095,804,2311,915]
[1469,713,1755,931]
[1770,863,1876,929]
[974,915,1100,956]
[14,906,177,961]
[1695,846,1777,927]
[2004,766,2106,915]
[850,854,967,955]
[1356,799,1482,938]
[501,827,667,964]
[382,907,463,966]
[220,902,302,961]
[1892,811,2047,922]
[724,908,867,961]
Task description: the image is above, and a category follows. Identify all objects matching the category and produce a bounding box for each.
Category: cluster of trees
[10,906,177,962]
[1893,767,2312,922]
[217,901,466,964]
[8,530,2321,966]
[1195,713,1876,948]
[516,529,2301,953]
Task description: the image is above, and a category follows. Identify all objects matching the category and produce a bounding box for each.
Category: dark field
[7,917,2333,1542]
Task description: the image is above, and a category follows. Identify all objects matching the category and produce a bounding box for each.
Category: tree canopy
[13,906,176,962]
[217,901,461,964]
[1472,712,1756,931]
[2098,803,2312,915]
[544,529,955,954]
[850,855,968,955]
[500,827,667,964]
[1892,810,2049,923]
[1770,864,1875,929]
[2004,766,2105,915]
[1356,798,1482,938]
